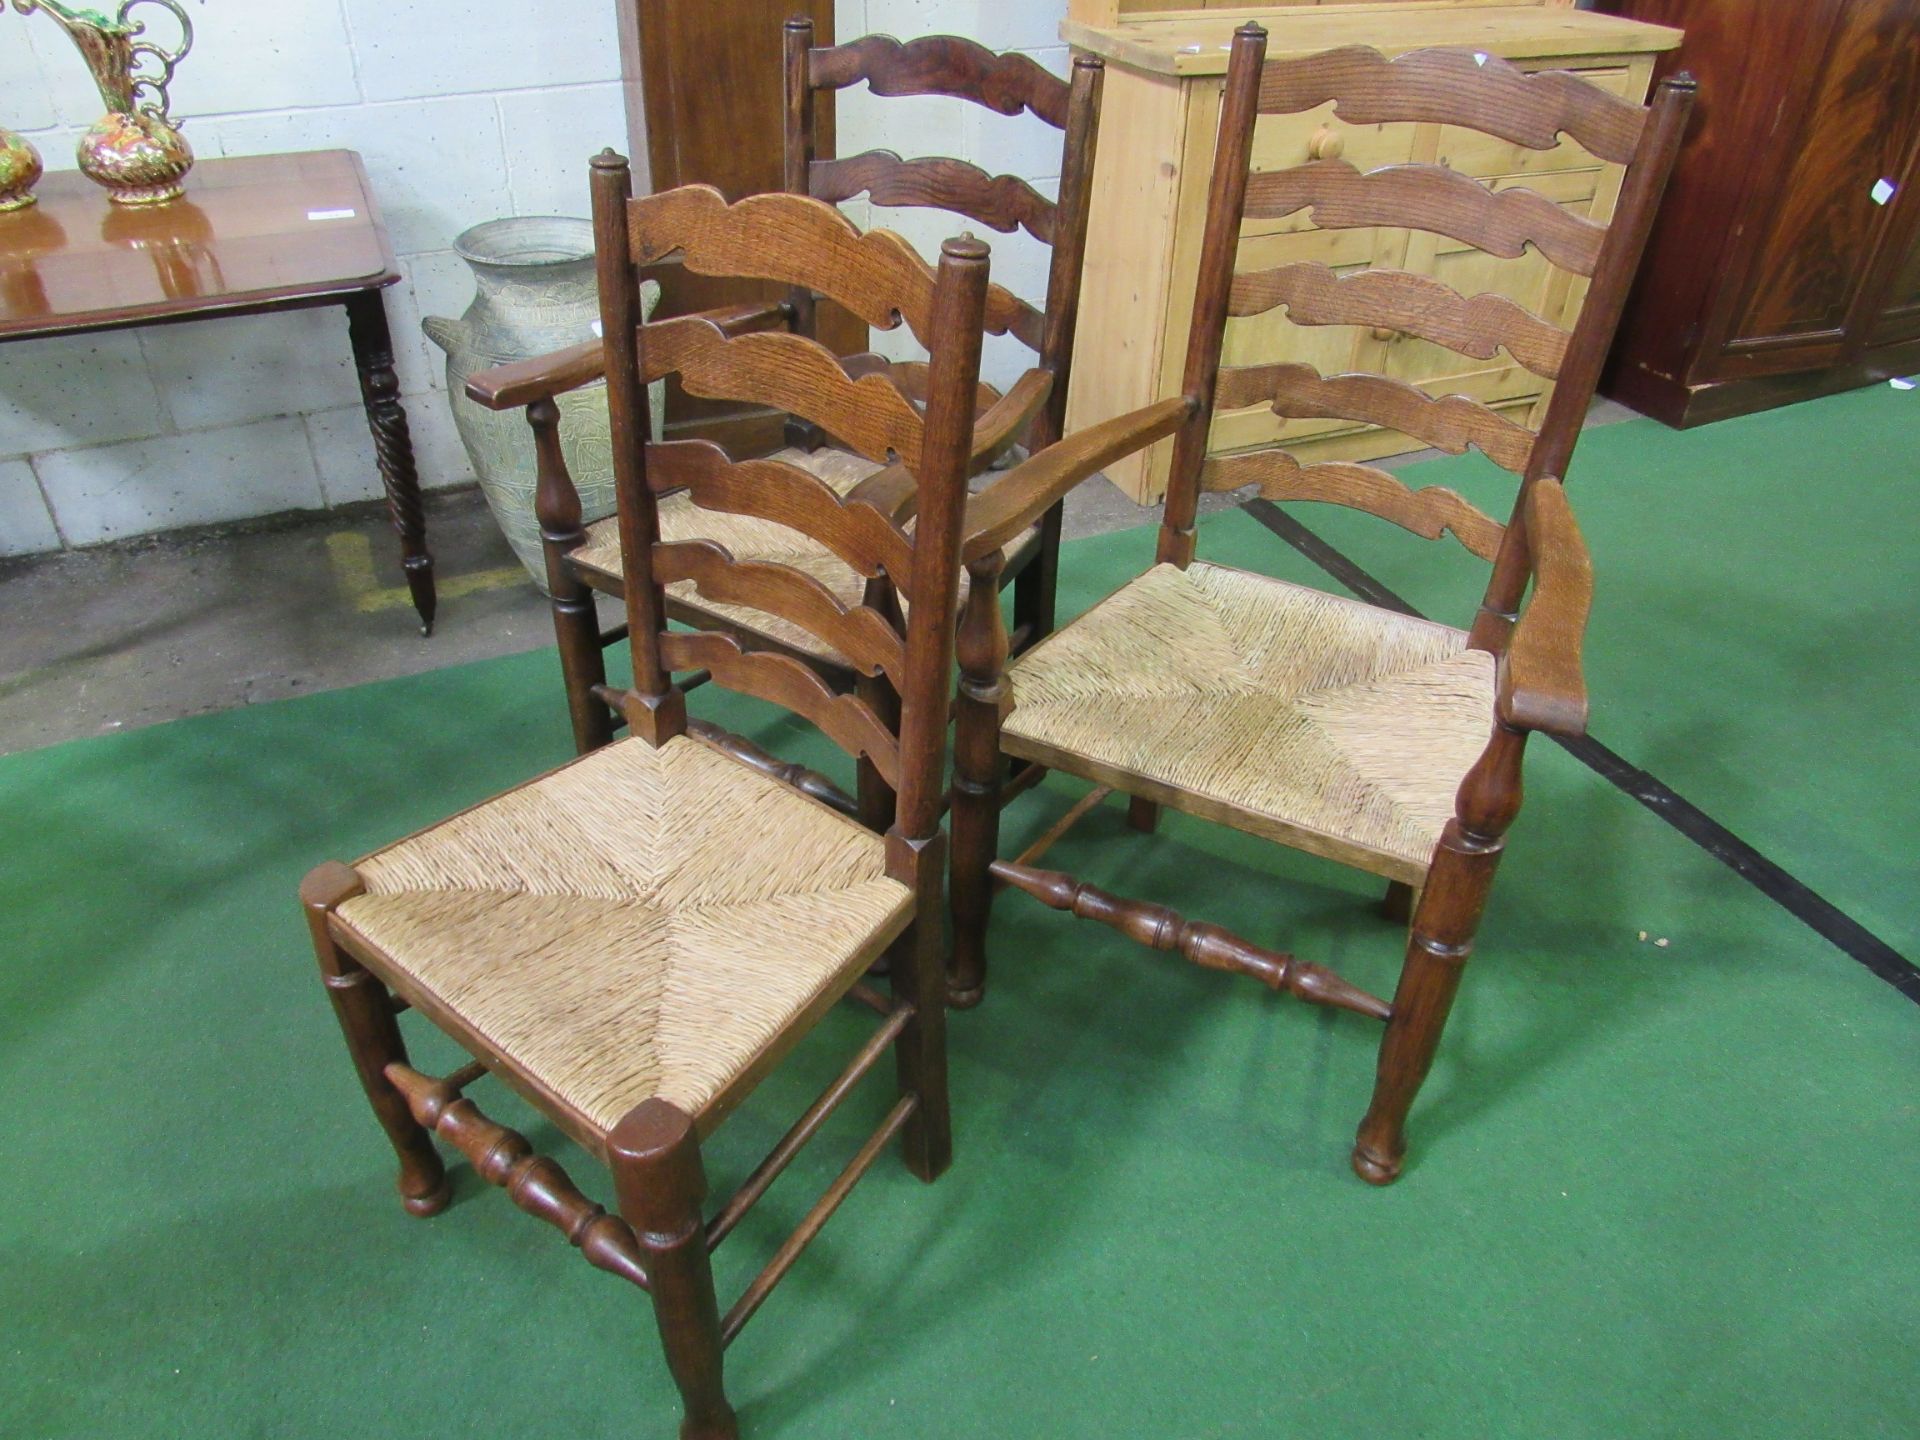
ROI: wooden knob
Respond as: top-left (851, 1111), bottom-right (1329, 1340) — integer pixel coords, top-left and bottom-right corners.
top-left (1308, 126), bottom-right (1345, 162)
top-left (1371, 327), bottom-right (1402, 343)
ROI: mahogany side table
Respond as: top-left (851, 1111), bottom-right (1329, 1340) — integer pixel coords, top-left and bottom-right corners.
top-left (0, 149), bottom-right (438, 632)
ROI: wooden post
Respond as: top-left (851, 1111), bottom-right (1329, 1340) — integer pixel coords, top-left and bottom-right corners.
top-left (302, 862), bottom-right (449, 1217)
top-left (949, 548), bottom-right (1009, 1007)
top-left (610, 1100), bottom-right (737, 1440)
top-left (530, 397), bottom-right (614, 754)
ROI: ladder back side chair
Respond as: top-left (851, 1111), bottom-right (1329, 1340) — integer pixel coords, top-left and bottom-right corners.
top-left (300, 160), bottom-right (994, 1440)
top-left (948, 27), bottom-right (1695, 1181)
top-left (466, 26), bottom-right (1103, 790)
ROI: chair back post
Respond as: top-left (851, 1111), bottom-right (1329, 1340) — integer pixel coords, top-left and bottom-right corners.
top-left (782, 16), bottom-right (820, 342)
top-left (1031, 53), bottom-right (1106, 452)
top-left (893, 236), bottom-right (992, 844)
top-left (591, 149), bottom-right (686, 745)
top-left (1155, 23), bottom-right (1268, 570)
top-left (1469, 71), bottom-right (1696, 651)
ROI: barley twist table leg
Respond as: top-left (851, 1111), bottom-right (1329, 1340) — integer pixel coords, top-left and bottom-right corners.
top-left (346, 289), bottom-right (436, 634)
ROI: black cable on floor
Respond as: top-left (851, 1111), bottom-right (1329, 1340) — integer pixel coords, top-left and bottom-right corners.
top-left (1243, 498), bottom-right (1920, 1006)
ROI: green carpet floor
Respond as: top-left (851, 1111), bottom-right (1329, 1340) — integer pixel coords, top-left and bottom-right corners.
top-left (3, 389), bottom-right (1915, 1438)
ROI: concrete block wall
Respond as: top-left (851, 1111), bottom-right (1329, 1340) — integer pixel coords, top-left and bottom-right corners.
top-left (0, 0), bottom-right (634, 558)
top-left (0, 0), bottom-right (1068, 558)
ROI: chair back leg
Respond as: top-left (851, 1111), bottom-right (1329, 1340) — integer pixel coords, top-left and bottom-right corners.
top-left (611, 1100), bottom-right (738, 1440)
top-left (302, 862), bottom-right (450, 1217)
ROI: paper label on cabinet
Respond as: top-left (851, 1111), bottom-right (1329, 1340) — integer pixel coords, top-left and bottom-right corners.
top-left (1890, 377), bottom-right (1916, 391)
top-left (1870, 179), bottom-right (1896, 206)
top-left (307, 208), bottom-right (357, 221)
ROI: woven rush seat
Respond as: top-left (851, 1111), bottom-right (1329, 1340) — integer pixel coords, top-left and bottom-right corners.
top-left (570, 445), bottom-right (1038, 664)
top-left (1001, 562), bottom-right (1497, 882)
top-left (331, 732), bottom-right (913, 1147)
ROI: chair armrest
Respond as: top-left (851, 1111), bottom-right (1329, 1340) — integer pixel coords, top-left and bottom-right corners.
top-left (1496, 477), bottom-right (1592, 737)
top-left (464, 300), bottom-right (791, 410)
top-left (841, 369), bottom-right (1060, 526)
top-left (961, 396), bottom-right (1193, 563)
top-left (466, 339), bottom-right (605, 411)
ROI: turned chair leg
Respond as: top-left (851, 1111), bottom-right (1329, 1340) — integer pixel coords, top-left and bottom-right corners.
top-left (611, 1101), bottom-right (738, 1440)
top-left (529, 397), bottom-right (613, 755)
top-left (1353, 725), bottom-right (1526, 1185)
top-left (1380, 881), bottom-right (1417, 925)
top-left (949, 552), bottom-right (1008, 1009)
top-left (890, 834), bottom-right (954, 1182)
top-left (1127, 796), bottom-right (1161, 833)
top-left (302, 862), bottom-right (449, 1217)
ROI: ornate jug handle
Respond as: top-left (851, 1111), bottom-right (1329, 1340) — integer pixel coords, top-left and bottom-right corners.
top-left (120, 0), bottom-right (193, 123)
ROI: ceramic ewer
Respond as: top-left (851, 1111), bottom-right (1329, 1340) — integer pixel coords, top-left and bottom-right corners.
top-left (423, 215), bottom-right (662, 590)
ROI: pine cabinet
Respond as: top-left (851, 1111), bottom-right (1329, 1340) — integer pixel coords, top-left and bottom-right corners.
top-left (1060, 1), bottom-right (1682, 501)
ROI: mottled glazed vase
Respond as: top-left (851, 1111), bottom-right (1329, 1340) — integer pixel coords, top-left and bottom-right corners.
top-left (16, 0), bottom-right (196, 205)
top-left (0, 127), bottom-right (43, 211)
top-left (424, 216), bottom-right (662, 589)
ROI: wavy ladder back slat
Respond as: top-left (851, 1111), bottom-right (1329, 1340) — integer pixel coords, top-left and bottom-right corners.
top-left (644, 440), bottom-right (918, 593)
top-left (1243, 161), bottom-right (1607, 278)
top-left (1257, 46), bottom-right (1650, 165)
top-left (811, 152), bottom-right (1060, 245)
top-left (1214, 363), bottom-right (1537, 474)
top-left (1227, 263), bottom-right (1571, 381)
top-left (1203, 450), bottom-right (1506, 561)
top-left (809, 33), bottom-right (1072, 128)
top-left (644, 317), bottom-right (926, 470)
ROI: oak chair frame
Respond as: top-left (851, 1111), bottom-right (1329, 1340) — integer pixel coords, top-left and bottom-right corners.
top-left (302, 163), bottom-right (996, 1439)
top-left (946, 27), bottom-right (1695, 1180)
top-left (464, 25), bottom-right (1103, 796)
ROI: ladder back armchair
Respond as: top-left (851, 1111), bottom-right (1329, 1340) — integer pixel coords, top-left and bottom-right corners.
top-left (301, 162), bottom-right (994, 1440)
top-left (947, 27), bottom-right (1694, 1182)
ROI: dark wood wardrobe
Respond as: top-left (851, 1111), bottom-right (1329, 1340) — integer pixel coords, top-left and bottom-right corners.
top-left (1597, 0), bottom-right (1920, 425)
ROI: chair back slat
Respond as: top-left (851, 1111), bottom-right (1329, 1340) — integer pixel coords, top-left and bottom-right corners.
top-left (1258, 46), bottom-right (1648, 165)
top-left (1243, 161), bottom-right (1607, 278)
top-left (1228, 262), bottom-right (1570, 380)
top-left (1203, 451), bottom-right (1505, 561)
top-left (811, 153), bottom-right (1059, 244)
top-left (660, 632), bottom-right (903, 789)
top-left (1215, 363), bottom-right (1536, 475)
top-left (809, 33), bottom-right (1071, 128)
top-left (653, 540), bottom-right (909, 689)
top-left (631, 186), bottom-right (939, 345)
top-left (644, 442), bottom-right (917, 590)
top-left (646, 318), bottom-right (926, 469)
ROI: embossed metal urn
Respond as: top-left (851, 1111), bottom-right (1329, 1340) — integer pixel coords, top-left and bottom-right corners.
top-left (0, 126), bottom-right (43, 211)
top-left (423, 216), bottom-right (662, 589)
top-left (14, 0), bottom-right (197, 205)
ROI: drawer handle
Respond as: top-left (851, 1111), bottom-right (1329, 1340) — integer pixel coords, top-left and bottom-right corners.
top-left (1308, 126), bottom-right (1345, 163)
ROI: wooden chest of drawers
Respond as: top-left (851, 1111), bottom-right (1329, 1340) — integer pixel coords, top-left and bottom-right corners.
top-left (1060, 1), bottom-right (1682, 502)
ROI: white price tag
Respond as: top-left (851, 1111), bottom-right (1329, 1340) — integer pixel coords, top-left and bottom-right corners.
top-left (1871, 178), bottom-right (1896, 206)
top-left (1890, 376), bottom-right (1916, 392)
top-left (306, 208), bottom-right (357, 221)
top-left (591, 319), bottom-right (603, 338)
top-left (1473, 51), bottom-right (1490, 67)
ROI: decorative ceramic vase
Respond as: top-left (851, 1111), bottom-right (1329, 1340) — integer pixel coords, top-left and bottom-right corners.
top-left (0, 126), bottom-right (44, 211)
top-left (15, 0), bottom-right (195, 205)
top-left (423, 216), bottom-right (662, 589)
